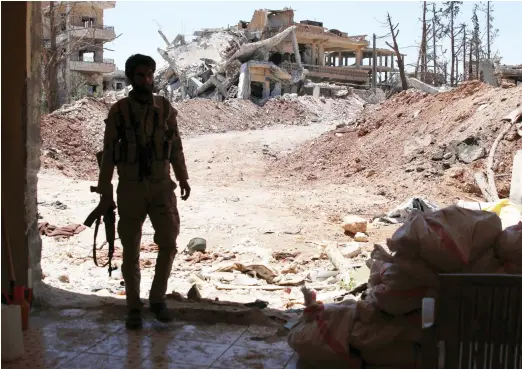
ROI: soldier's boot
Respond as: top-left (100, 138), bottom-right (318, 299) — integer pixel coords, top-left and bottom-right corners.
top-left (125, 309), bottom-right (143, 330)
top-left (149, 302), bottom-right (173, 322)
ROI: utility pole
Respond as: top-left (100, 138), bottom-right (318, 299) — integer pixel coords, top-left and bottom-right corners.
top-left (372, 33), bottom-right (377, 90)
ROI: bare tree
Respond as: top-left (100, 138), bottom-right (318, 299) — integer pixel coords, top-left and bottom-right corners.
top-left (385, 13), bottom-right (408, 91)
top-left (471, 4), bottom-right (481, 79)
top-left (481, 1), bottom-right (499, 60)
top-left (442, 1), bottom-right (463, 86)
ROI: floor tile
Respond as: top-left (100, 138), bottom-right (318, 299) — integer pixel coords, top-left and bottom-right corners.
top-left (211, 345), bottom-right (293, 369)
top-left (169, 323), bottom-right (247, 345)
top-left (56, 353), bottom-right (145, 369)
top-left (85, 331), bottom-right (153, 359)
top-left (141, 357), bottom-right (208, 369)
top-left (234, 325), bottom-right (293, 353)
top-left (148, 340), bottom-right (230, 367)
top-left (1, 349), bottom-right (78, 369)
top-left (27, 327), bottom-right (111, 352)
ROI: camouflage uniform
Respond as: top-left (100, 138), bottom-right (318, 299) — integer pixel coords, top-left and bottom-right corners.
top-left (97, 90), bottom-right (188, 310)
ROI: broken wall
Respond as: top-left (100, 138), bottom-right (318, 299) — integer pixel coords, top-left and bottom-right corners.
top-left (1, 1), bottom-right (43, 295)
top-left (248, 9), bottom-right (268, 30)
top-left (266, 10), bottom-right (294, 28)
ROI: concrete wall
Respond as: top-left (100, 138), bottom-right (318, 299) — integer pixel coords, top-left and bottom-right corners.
top-left (248, 9), bottom-right (268, 30)
top-left (1, 1), bottom-right (43, 294)
top-left (266, 11), bottom-right (293, 28)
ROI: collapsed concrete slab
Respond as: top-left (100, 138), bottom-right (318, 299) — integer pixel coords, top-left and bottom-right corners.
top-left (237, 61), bottom-right (292, 99)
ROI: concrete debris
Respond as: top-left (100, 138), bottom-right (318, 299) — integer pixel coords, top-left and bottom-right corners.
top-left (353, 232), bottom-right (369, 243)
top-left (456, 141), bottom-right (486, 164)
top-left (339, 243), bottom-right (363, 259)
top-left (342, 215), bottom-right (368, 234)
top-left (186, 237), bottom-right (207, 255)
top-left (153, 20), bottom-right (386, 105)
top-left (155, 25), bottom-right (304, 103)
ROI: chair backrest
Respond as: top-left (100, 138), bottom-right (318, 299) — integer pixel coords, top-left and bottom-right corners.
top-left (435, 273), bottom-right (522, 369)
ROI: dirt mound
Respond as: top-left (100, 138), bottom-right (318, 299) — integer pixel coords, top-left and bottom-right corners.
top-left (41, 98), bottom-right (110, 179)
top-left (40, 94), bottom-right (365, 180)
top-left (272, 81), bottom-right (522, 204)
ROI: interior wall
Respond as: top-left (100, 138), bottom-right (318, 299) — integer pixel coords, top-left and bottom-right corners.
top-left (1, 1), bottom-right (43, 295)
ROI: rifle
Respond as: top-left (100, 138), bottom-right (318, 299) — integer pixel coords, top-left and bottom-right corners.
top-left (84, 151), bottom-right (117, 277)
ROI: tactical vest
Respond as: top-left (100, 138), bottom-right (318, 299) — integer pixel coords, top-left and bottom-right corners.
top-left (113, 95), bottom-right (174, 182)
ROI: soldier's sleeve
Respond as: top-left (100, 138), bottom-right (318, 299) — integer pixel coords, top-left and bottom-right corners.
top-left (165, 99), bottom-right (189, 181)
top-left (96, 103), bottom-right (119, 195)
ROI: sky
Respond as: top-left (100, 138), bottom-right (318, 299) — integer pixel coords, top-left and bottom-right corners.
top-left (103, 1), bottom-right (522, 72)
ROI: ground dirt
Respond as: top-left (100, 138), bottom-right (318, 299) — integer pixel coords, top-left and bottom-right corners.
top-left (40, 94), bottom-right (364, 180)
top-left (38, 122), bottom-right (389, 310)
top-left (38, 82), bottom-right (521, 310)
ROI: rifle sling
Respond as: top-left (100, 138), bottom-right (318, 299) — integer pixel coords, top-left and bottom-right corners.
top-left (92, 216), bottom-right (109, 268)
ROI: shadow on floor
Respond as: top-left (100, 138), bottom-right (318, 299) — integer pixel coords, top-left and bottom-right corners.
top-left (4, 282), bottom-right (350, 369)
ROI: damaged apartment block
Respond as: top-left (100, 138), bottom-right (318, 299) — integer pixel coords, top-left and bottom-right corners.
top-left (42, 1), bottom-right (117, 108)
top-left (155, 7), bottom-right (404, 104)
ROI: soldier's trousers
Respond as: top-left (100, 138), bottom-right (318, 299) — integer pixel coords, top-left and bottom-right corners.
top-left (116, 179), bottom-right (180, 310)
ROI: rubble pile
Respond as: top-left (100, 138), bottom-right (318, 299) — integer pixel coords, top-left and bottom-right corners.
top-left (41, 91), bottom-right (365, 180)
top-left (41, 97), bottom-right (111, 178)
top-left (273, 81), bottom-right (522, 203)
top-left (155, 26), bottom-right (303, 103)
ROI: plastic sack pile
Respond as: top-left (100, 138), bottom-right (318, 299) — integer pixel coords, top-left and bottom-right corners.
top-left (287, 206), bottom-right (522, 368)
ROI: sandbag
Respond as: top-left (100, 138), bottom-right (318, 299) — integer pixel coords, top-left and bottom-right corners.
top-left (462, 248), bottom-right (502, 273)
top-left (287, 298), bottom-right (357, 361)
top-left (495, 223), bottom-right (522, 267)
top-left (361, 342), bottom-right (420, 367)
top-left (365, 246), bottom-right (439, 315)
top-left (350, 301), bottom-right (422, 350)
top-left (380, 259), bottom-right (439, 291)
top-left (388, 206), bottom-right (502, 272)
top-left (365, 283), bottom-right (435, 316)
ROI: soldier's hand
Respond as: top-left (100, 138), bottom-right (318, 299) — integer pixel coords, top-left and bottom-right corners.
top-left (180, 180), bottom-right (191, 201)
top-left (100, 193), bottom-right (116, 211)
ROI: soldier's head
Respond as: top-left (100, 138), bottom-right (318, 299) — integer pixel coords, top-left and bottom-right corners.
top-left (125, 54), bottom-right (156, 94)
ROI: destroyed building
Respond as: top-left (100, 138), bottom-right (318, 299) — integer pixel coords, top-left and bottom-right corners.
top-left (42, 1), bottom-right (117, 106)
top-left (103, 68), bottom-right (127, 91)
top-left (156, 7), bottom-right (402, 103)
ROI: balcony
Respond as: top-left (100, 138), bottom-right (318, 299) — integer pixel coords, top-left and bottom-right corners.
top-left (281, 62), bottom-right (369, 84)
top-left (57, 25), bottom-right (116, 43)
top-left (69, 57), bottom-right (115, 74)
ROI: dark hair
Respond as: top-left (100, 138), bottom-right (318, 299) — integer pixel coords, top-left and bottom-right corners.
top-left (125, 54), bottom-right (156, 81)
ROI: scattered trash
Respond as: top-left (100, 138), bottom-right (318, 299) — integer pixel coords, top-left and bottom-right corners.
top-left (187, 284), bottom-right (202, 302)
top-left (244, 299), bottom-right (269, 309)
top-left (38, 222), bottom-right (86, 238)
top-left (374, 197), bottom-right (439, 224)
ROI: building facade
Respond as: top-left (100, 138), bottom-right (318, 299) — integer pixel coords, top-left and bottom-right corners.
top-left (43, 1), bottom-right (116, 106)
top-left (243, 8), bottom-right (403, 87)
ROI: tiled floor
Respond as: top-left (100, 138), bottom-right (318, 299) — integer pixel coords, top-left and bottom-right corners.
top-left (2, 308), bottom-right (300, 369)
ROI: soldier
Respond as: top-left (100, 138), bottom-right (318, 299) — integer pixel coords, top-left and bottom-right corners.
top-left (96, 54), bottom-right (190, 329)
